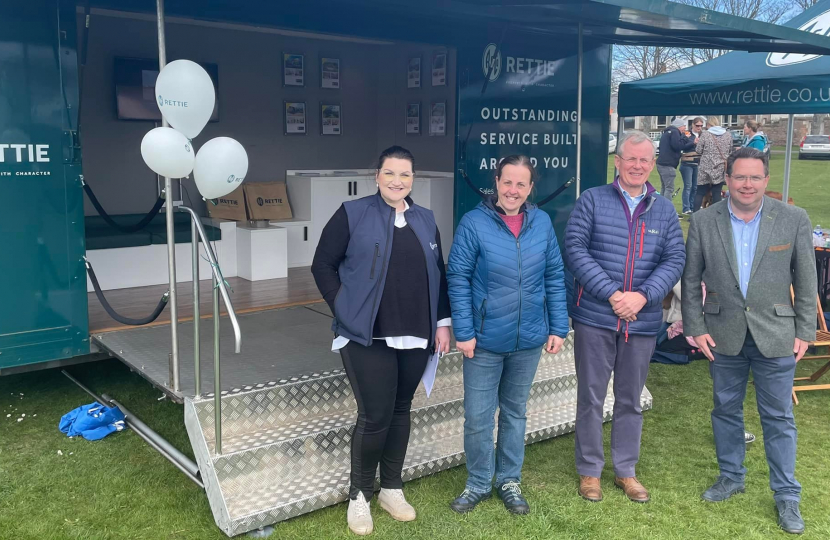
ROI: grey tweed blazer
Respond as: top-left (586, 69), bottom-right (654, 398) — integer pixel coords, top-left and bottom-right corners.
top-left (681, 196), bottom-right (817, 358)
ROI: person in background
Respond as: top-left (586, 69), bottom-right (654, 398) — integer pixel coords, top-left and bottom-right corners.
top-left (679, 117), bottom-right (705, 215)
top-left (694, 116), bottom-right (732, 211)
top-left (447, 155), bottom-right (569, 516)
top-left (311, 146), bottom-right (452, 536)
top-left (743, 120), bottom-right (768, 152)
top-left (682, 147), bottom-right (816, 535)
top-left (565, 131), bottom-right (686, 504)
top-left (656, 118), bottom-right (696, 200)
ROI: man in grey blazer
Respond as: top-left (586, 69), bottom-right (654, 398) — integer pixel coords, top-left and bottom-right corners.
top-left (682, 147), bottom-right (816, 535)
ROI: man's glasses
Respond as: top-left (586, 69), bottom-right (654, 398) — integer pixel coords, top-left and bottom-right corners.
top-left (729, 175), bottom-right (766, 184)
top-left (620, 157), bottom-right (653, 166)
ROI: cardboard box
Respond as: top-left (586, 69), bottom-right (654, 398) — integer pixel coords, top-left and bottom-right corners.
top-left (244, 182), bottom-right (293, 221)
top-left (206, 185), bottom-right (248, 221)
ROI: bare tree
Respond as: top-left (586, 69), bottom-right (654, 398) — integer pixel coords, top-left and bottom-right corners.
top-left (612, 46), bottom-right (682, 131)
top-left (790, 0), bottom-right (819, 10)
top-left (675, 0), bottom-right (790, 65)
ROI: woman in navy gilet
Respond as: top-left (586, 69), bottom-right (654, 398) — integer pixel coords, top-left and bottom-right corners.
top-left (311, 146), bottom-right (451, 535)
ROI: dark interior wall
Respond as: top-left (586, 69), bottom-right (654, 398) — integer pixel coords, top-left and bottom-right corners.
top-left (77, 12), bottom-right (456, 216)
top-left (375, 45), bottom-right (456, 171)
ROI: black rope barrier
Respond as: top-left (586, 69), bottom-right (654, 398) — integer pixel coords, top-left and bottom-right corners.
top-left (85, 259), bottom-right (169, 326)
top-left (535, 177), bottom-right (576, 207)
top-left (83, 183), bottom-right (166, 234)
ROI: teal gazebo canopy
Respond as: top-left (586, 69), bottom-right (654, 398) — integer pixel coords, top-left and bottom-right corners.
top-left (618, 0), bottom-right (830, 117)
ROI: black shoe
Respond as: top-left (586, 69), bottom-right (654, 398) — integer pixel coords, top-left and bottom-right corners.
top-left (449, 488), bottom-right (492, 514)
top-left (496, 482), bottom-right (530, 515)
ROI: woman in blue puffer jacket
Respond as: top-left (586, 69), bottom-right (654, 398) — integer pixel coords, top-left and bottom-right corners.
top-left (447, 155), bottom-right (569, 516)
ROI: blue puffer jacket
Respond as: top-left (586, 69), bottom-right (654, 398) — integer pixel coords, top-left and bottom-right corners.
top-left (448, 198), bottom-right (569, 353)
top-left (565, 180), bottom-right (686, 337)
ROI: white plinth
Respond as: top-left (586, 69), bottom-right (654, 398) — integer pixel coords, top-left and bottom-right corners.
top-left (236, 225), bottom-right (288, 281)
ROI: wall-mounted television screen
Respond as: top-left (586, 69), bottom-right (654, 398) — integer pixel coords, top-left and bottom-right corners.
top-left (114, 57), bottom-right (219, 122)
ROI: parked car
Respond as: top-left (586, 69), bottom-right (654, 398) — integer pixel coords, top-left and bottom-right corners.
top-left (608, 132), bottom-right (617, 154)
top-left (730, 129), bottom-right (744, 150)
top-left (799, 134), bottom-right (830, 160)
top-left (649, 131), bottom-right (660, 155)
top-left (731, 128), bottom-right (771, 155)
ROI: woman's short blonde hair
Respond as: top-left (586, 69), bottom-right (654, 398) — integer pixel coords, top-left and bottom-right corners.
top-left (707, 116), bottom-right (722, 128)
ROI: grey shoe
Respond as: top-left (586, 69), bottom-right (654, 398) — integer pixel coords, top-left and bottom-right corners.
top-left (776, 500), bottom-right (805, 535)
top-left (745, 431), bottom-right (756, 444)
top-left (701, 476), bottom-right (745, 502)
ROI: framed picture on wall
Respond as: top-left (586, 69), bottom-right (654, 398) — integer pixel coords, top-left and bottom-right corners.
top-left (407, 56), bottom-right (421, 88)
top-left (321, 57), bottom-right (340, 89)
top-left (429, 101), bottom-right (446, 136)
top-left (405, 103), bottom-right (420, 135)
top-left (283, 53), bottom-right (305, 86)
top-left (431, 52), bottom-right (446, 86)
top-left (321, 103), bottom-right (342, 135)
top-left (284, 101), bottom-right (307, 134)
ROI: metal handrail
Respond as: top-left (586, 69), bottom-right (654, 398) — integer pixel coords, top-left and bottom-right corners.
top-left (178, 206), bottom-right (242, 353)
top-left (179, 205), bottom-right (241, 455)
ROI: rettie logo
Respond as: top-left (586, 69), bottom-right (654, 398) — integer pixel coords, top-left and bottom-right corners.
top-left (483, 43), bottom-right (502, 82)
top-left (0, 143), bottom-right (50, 163)
top-left (257, 197), bottom-right (282, 206)
top-left (481, 43), bottom-right (558, 85)
top-left (157, 94), bottom-right (189, 108)
top-left (767, 10), bottom-right (830, 67)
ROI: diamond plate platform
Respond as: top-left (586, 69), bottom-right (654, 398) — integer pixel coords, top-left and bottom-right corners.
top-left (184, 334), bottom-right (654, 536)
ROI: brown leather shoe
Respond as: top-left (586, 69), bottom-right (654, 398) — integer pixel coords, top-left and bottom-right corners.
top-left (579, 476), bottom-right (602, 502)
top-left (614, 477), bottom-right (650, 503)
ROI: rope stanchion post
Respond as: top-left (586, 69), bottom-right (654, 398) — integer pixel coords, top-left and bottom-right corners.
top-left (213, 274), bottom-right (222, 455)
top-left (192, 221), bottom-right (201, 397)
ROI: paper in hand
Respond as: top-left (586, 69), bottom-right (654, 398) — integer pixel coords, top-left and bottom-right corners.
top-left (421, 350), bottom-right (440, 397)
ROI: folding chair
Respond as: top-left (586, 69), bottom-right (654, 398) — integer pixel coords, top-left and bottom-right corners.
top-left (792, 293), bottom-right (830, 405)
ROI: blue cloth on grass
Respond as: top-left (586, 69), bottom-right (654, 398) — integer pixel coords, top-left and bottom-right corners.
top-left (59, 402), bottom-right (126, 441)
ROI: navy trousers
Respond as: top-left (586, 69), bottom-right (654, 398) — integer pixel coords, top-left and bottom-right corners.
top-left (710, 331), bottom-right (800, 502)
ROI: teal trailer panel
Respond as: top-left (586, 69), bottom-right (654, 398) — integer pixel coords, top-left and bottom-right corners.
top-left (0, 0), bottom-right (89, 369)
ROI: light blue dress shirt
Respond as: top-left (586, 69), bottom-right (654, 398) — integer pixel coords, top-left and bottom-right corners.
top-left (621, 186), bottom-right (646, 217)
top-left (728, 198), bottom-right (763, 298)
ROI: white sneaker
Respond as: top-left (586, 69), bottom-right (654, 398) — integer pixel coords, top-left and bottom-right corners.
top-left (347, 492), bottom-right (373, 535)
top-left (378, 488), bottom-right (416, 522)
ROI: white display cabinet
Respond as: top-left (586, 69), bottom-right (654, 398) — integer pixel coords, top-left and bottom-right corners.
top-left (279, 169), bottom-right (454, 267)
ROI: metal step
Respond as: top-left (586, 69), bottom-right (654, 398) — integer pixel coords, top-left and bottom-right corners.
top-left (184, 335), bottom-right (654, 536)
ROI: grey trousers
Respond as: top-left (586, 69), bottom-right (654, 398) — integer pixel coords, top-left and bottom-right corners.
top-left (656, 164), bottom-right (678, 199)
top-left (573, 321), bottom-right (656, 478)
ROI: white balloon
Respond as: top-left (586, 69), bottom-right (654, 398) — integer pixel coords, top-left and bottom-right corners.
top-left (140, 127), bottom-right (195, 178)
top-left (193, 137), bottom-right (248, 199)
top-left (155, 60), bottom-right (216, 139)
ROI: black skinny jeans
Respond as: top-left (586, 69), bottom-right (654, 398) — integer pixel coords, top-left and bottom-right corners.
top-left (340, 340), bottom-right (429, 501)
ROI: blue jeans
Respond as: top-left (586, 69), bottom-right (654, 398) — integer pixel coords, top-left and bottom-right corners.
top-left (710, 332), bottom-right (800, 502)
top-left (462, 346), bottom-right (542, 493)
top-left (679, 162), bottom-right (698, 212)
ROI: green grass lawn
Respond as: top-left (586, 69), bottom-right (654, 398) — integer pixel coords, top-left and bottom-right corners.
top-left (0, 155), bottom-right (828, 539)
top-left (2, 357), bottom-right (830, 539)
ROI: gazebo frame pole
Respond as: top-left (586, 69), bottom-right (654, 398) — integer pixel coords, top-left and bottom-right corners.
top-left (575, 22), bottom-right (583, 198)
top-left (156, 0), bottom-right (180, 392)
top-left (782, 113), bottom-right (794, 204)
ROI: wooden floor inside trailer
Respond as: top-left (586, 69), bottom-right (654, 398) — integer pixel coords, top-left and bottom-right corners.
top-left (88, 267), bottom-right (323, 334)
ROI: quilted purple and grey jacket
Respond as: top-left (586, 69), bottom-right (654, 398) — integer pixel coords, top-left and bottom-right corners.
top-left (565, 179), bottom-right (686, 337)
